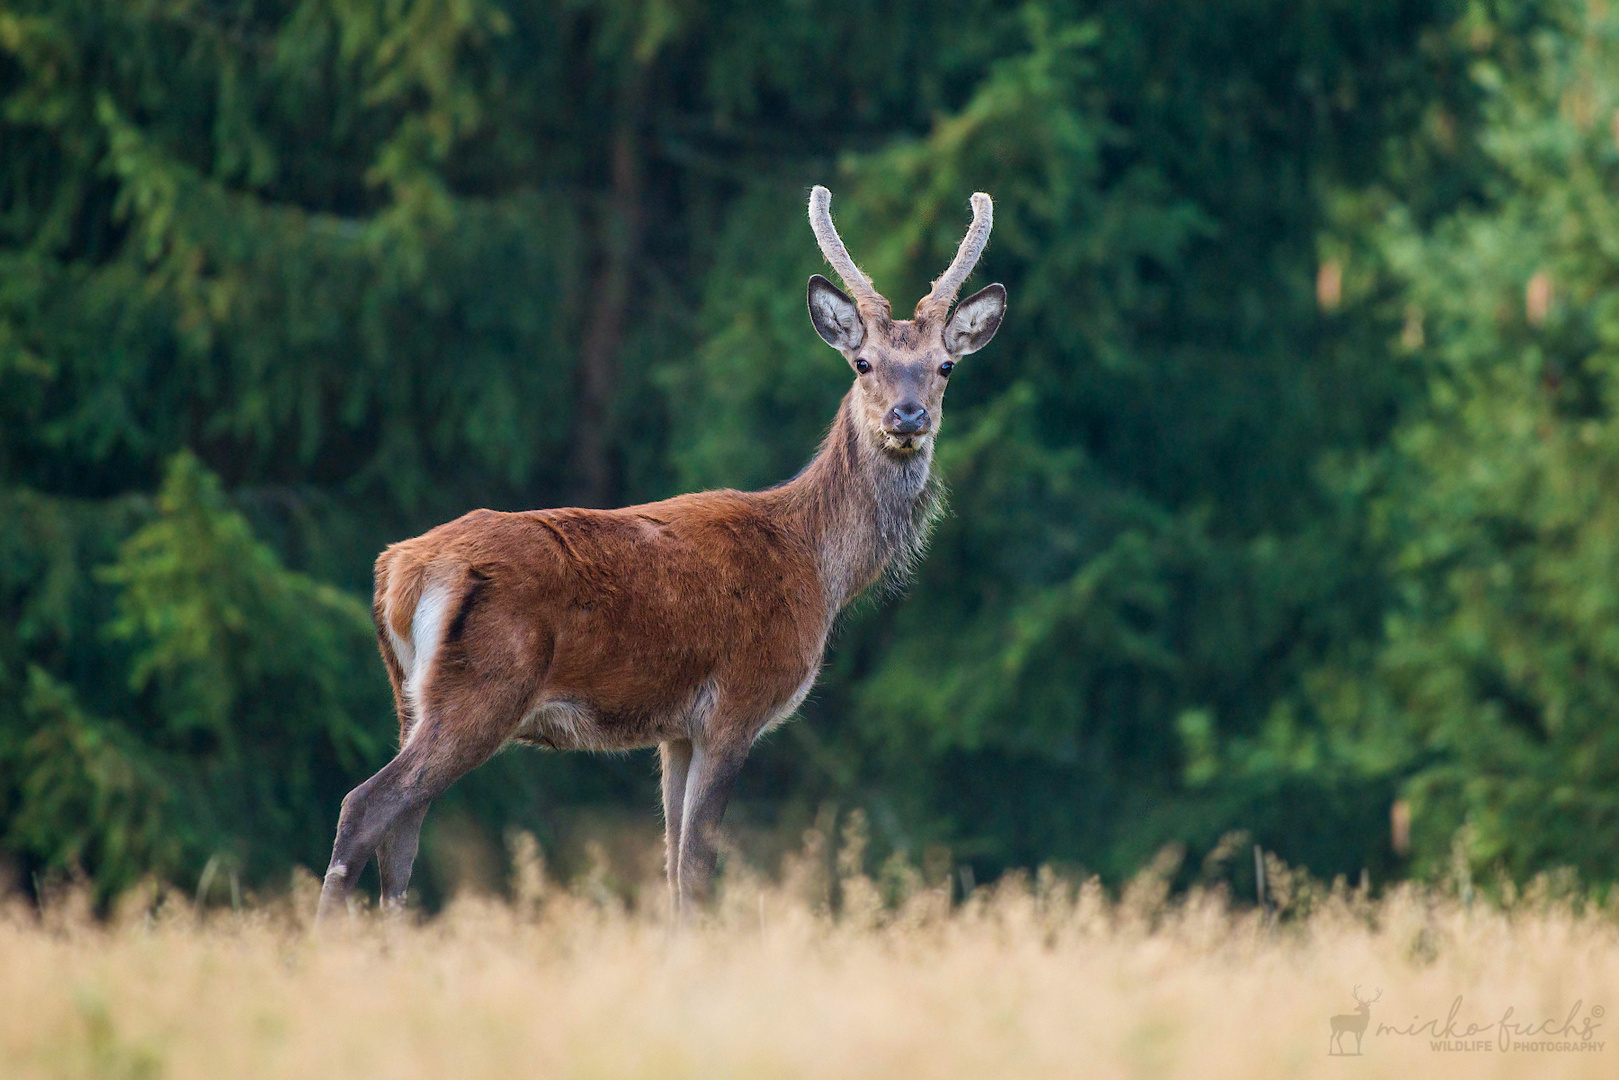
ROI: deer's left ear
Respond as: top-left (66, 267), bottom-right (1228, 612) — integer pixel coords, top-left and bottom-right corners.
top-left (943, 283), bottom-right (1006, 356)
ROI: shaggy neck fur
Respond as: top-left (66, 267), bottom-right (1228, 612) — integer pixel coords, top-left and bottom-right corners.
top-left (774, 389), bottom-right (944, 615)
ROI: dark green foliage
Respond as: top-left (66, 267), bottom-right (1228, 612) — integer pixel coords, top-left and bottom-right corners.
top-left (1, 0), bottom-right (1608, 901)
top-left (1322, 4), bottom-right (1619, 883)
top-left (2, 454), bottom-right (385, 895)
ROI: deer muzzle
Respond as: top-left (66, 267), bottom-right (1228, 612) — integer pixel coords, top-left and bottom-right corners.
top-left (884, 403), bottom-right (930, 436)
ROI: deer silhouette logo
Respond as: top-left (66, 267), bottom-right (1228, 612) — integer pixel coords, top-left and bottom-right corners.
top-left (1328, 986), bottom-right (1383, 1056)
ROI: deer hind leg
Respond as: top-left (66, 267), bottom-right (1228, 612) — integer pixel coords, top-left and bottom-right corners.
top-left (659, 739), bottom-right (693, 916)
top-left (316, 660), bottom-right (537, 926)
top-left (377, 803), bottom-right (430, 914)
top-left (371, 584), bottom-right (426, 916)
top-left (674, 738), bottom-right (750, 916)
top-left (317, 751), bottom-right (428, 923)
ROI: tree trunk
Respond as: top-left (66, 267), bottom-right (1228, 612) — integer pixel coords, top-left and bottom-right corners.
top-left (572, 94), bottom-right (645, 508)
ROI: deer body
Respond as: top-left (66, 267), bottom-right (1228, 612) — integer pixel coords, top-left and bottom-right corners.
top-left (317, 187), bottom-right (1004, 923)
top-left (374, 391), bottom-right (936, 757)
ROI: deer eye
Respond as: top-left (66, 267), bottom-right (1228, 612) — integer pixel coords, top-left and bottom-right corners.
top-left (939, 360), bottom-right (955, 377)
top-left (855, 358), bottom-right (871, 374)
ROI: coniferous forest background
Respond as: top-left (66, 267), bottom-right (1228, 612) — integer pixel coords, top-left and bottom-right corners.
top-left (5, 0), bottom-right (1619, 905)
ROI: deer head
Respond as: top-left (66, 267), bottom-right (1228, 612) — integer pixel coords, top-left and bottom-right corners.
top-left (1352, 986), bottom-right (1383, 1011)
top-left (806, 186), bottom-right (1006, 458)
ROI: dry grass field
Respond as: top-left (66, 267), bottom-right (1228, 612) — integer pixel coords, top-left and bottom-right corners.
top-left (4, 835), bottom-right (1617, 1080)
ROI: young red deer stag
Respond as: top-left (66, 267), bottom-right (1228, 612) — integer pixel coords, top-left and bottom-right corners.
top-left (315, 186), bottom-right (1007, 923)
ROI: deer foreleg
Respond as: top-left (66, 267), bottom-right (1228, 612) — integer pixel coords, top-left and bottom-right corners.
top-left (675, 740), bottom-right (749, 916)
top-left (659, 739), bottom-right (694, 916)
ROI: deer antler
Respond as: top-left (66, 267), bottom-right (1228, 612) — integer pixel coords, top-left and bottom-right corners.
top-left (808, 186), bottom-right (891, 322)
top-left (914, 192), bottom-right (994, 325)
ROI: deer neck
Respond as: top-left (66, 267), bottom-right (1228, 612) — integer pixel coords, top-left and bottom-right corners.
top-left (778, 389), bottom-right (944, 615)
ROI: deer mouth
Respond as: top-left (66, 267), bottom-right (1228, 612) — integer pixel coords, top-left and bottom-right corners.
top-left (880, 431), bottom-right (930, 455)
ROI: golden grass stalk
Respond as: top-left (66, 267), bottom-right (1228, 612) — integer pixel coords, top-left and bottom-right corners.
top-left (4, 845), bottom-right (1618, 1079)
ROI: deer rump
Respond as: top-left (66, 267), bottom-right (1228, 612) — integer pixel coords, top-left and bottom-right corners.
top-left (373, 497), bottom-right (828, 758)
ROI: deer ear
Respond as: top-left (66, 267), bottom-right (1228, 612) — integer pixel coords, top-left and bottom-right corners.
top-left (808, 275), bottom-right (864, 351)
top-left (943, 283), bottom-right (1006, 355)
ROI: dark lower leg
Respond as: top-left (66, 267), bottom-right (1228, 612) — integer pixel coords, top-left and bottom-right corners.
top-left (659, 739), bottom-right (693, 915)
top-left (377, 802), bottom-right (431, 913)
top-left (316, 737), bottom-right (468, 923)
top-left (676, 743), bottom-right (748, 911)
top-left (316, 763), bottom-right (425, 924)
top-left (315, 670), bottom-right (536, 926)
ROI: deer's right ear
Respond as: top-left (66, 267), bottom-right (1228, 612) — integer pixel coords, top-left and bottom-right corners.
top-left (807, 275), bottom-right (864, 351)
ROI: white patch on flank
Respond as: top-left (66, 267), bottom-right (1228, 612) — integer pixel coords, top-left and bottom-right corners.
top-left (401, 581), bottom-right (454, 748)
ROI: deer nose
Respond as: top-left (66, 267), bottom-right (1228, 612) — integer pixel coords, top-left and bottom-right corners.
top-left (885, 402), bottom-right (930, 435)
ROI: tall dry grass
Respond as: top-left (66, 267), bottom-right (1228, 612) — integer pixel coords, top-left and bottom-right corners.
top-left (5, 833), bottom-right (1618, 1079)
